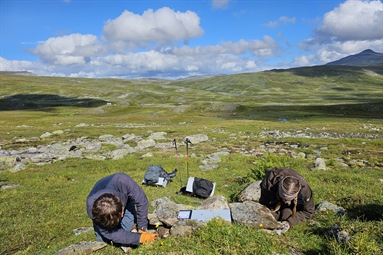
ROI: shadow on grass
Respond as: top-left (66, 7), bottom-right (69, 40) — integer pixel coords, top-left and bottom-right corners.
top-left (346, 203), bottom-right (383, 221)
top-left (227, 100), bottom-right (383, 120)
top-left (0, 94), bottom-right (108, 111)
top-left (298, 204), bottom-right (383, 255)
top-left (267, 65), bottom-right (383, 77)
top-left (300, 226), bottom-right (344, 255)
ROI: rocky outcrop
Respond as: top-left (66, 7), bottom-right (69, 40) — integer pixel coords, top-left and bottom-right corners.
top-left (2, 125), bottom-right (381, 172)
top-left (146, 182), bottom-right (282, 238)
top-left (0, 132), bottom-right (209, 172)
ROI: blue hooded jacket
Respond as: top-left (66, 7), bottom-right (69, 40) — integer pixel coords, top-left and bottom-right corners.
top-left (86, 172), bottom-right (148, 245)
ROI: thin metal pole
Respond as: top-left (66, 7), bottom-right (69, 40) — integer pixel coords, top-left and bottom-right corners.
top-left (185, 138), bottom-right (192, 179)
top-left (173, 139), bottom-right (182, 188)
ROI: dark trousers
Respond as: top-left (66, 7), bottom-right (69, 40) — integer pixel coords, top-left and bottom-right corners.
top-left (271, 208), bottom-right (292, 222)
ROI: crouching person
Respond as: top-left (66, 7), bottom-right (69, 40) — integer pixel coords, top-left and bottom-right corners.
top-left (259, 167), bottom-right (315, 233)
top-left (86, 172), bottom-right (157, 250)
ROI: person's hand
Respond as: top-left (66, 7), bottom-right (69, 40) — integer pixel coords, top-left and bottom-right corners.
top-left (274, 221), bottom-right (290, 235)
top-left (139, 232), bottom-right (158, 243)
top-left (280, 221), bottom-right (290, 232)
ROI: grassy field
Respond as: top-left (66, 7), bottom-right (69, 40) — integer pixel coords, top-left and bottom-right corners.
top-left (0, 66), bottom-right (382, 255)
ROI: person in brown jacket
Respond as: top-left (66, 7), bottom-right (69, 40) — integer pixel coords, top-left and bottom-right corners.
top-left (259, 167), bottom-right (315, 233)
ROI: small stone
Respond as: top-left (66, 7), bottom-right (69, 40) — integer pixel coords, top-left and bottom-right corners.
top-left (316, 201), bottom-right (346, 216)
top-left (313, 158), bottom-right (327, 170)
top-left (120, 246), bottom-right (132, 253)
top-left (0, 183), bottom-right (20, 189)
top-left (73, 227), bottom-right (93, 236)
top-left (40, 132), bottom-right (54, 139)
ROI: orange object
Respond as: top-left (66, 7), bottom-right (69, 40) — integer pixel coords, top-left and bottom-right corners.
top-left (140, 232), bottom-right (158, 243)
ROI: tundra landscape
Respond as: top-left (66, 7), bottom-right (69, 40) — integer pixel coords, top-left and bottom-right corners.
top-left (0, 63), bottom-right (382, 255)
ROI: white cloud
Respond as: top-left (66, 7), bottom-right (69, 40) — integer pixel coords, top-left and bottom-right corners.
top-left (212, 0), bottom-right (229, 9)
top-left (90, 38), bottom-right (277, 77)
top-left (12, 26), bottom-right (280, 78)
top-left (316, 39), bottom-right (383, 62)
top-left (317, 0), bottom-right (383, 41)
top-left (23, 39), bottom-right (272, 78)
top-left (264, 16), bottom-right (296, 28)
top-left (102, 7), bottom-right (204, 51)
top-left (264, 21), bottom-right (279, 28)
top-left (30, 34), bottom-right (106, 65)
top-left (279, 16), bottom-right (296, 24)
top-left (0, 57), bottom-right (35, 71)
top-left (292, 55), bottom-right (315, 66)
top-left (297, 0), bottom-right (383, 65)
top-left (174, 36), bottom-right (281, 57)
top-left (246, 60), bottom-right (257, 69)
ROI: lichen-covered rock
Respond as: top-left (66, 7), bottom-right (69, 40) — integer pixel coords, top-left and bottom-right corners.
top-left (148, 212), bottom-right (163, 226)
top-left (170, 219), bottom-right (205, 237)
top-left (155, 200), bottom-right (180, 227)
top-left (229, 201), bottom-right (281, 229)
top-left (316, 201), bottom-right (346, 216)
top-left (136, 139), bottom-right (156, 149)
top-left (196, 196), bottom-right (230, 210)
top-left (73, 227), bottom-right (93, 236)
top-left (184, 134), bottom-right (208, 144)
top-left (237, 180), bottom-right (261, 202)
top-left (313, 157), bottom-right (327, 170)
top-left (157, 226), bottom-right (170, 238)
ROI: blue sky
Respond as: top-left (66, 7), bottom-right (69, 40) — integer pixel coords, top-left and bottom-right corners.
top-left (1, 0), bottom-right (382, 79)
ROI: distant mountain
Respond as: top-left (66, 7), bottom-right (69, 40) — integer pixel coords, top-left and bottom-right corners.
top-left (326, 49), bottom-right (383, 66)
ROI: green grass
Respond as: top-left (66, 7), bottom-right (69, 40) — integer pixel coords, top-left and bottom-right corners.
top-left (0, 67), bottom-right (382, 255)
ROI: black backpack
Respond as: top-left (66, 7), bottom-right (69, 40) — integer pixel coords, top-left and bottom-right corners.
top-left (192, 178), bottom-right (214, 198)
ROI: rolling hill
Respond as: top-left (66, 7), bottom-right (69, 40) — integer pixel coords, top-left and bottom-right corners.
top-left (325, 49), bottom-right (383, 66)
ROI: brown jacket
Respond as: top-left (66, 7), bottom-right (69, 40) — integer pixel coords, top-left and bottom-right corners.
top-left (259, 167), bottom-right (315, 227)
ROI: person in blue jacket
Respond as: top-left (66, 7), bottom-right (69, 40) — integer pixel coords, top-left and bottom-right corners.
top-left (86, 172), bottom-right (157, 248)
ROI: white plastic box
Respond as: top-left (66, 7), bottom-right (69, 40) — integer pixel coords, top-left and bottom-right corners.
top-left (142, 177), bottom-right (168, 187)
top-left (185, 177), bottom-right (216, 196)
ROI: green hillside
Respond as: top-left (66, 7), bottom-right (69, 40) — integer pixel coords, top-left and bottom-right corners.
top-left (0, 66), bottom-right (382, 255)
top-left (1, 65), bottom-right (382, 114)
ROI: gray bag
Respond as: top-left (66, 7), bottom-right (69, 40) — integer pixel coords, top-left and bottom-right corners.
top-left (144, 165), bottom-right (161, 184)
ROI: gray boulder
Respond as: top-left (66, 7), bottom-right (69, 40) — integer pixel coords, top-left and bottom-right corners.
top-left (155, 200), bottom-right (180, 227)
top-left (196, 196), bottom-right (230, 210)
top-left (316, 201), bottom-right (346, 216)
top-left (237, 180), bottom-right (262, 202)
top-left (40, 132), bottom-right (54, 139)
top-left (229, 201), bottom-right (281, 229)
top-left (185, 134), bottom-right (208, 144)
top-left (136, 139), bottom-right (156, 149)
top-left (313, 157), bottom-right (327, 170)
top-left (10, 163), bottom-right (26, 173)
top-left (98, 134), bottom-right (114, 141)
top-left (170, 219), bottom-right (205, 237)
top-left (108, 148), bottom-right (133, 160)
